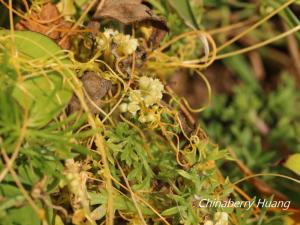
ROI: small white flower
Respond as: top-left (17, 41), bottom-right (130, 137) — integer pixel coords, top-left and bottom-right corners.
top-left (119, 103), bottom-right (128, 113)
top-left (114, 33), bottom-right (138, 55)
top-left (95, 36), bottom-right (106, 48)
top-left (143, 94), bottom-right (157, 107)
top-left (138, 115), bottom-right (147, 123)
top-left (101, 28), bottom-right (138, 55)
top-left (145, 112), bottom-right (155, 122)
top-left (138, 112), bottom-right (156, 123)
top-left (126, 38), bottom-right (138, 55)
top-left (103, 28), bottom-right (119, 38)
top-left (121, 76), bottom-right (164, 117)
top-left (64, 159), bottom-right (89, 210)
top-left (214, 212), bottom-right (229, 225)
top-left (138, 76), bottom-right (164, 106)
top-left (128, 102), bottom-right (140, 115)
top-left (129, 90), bottom-right (142, 102)
top-left (152, 79), bottom-right (164, 92)
top-left (204, 220), bottom-right (214, 225)
top-left (139, 76), bottom-right (152, 90)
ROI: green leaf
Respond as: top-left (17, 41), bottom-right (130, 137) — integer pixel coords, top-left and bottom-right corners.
top-left (284, 154), bottom-right (300, 176)
top-left (177, 169), bottom-right (194, 180)
top-left (54, 215), bottom-right (65, 225)
top-left (0, 204), bottom-right (41, 225)
top-left (161, 206), bottom-right (186, 216)
top-left (168, 0), bottom-right (199, 29)
top-left (89, 191), bottom-right (107, 205)
top-left (0, 184), bottom-right (41, 225)
top-left (0, 30), bottom-right (73, 128)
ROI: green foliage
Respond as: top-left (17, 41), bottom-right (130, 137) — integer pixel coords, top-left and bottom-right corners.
top-left (261, 0), bottom-right (300, 42)
top-left (103, 122), bottom-right (229, 224)
top-left (0, 30), bottom-right (73, 128)
top-left (106, 123), bottom-right (154, 191)
top-left (0, 30), bottom-right (92, 225)
top-left (200, 74), bottom-right (300, 196)
top-left (1, 1), bottom-right (299, 224)
top-left (223, 46), bottom-right (260, 91)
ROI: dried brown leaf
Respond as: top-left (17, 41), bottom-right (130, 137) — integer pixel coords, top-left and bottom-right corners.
top-left (93, 0), bottom-right (160, 24)
top-left (16, 2), bottom-right (73, 49)
top-left (68, 72), bottom-right (112, 114)
top-left (93, 0), bottom-right (168, 47)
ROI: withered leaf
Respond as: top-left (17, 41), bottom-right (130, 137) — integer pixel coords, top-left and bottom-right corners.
top-left (68, 72), bottom-right (112, 114)
top-left (16, 2), bottom-right (73, 49)
top-left (93, 0), bottom-right (163, 25)
top-left (93, 0), bottom-right (168, 47)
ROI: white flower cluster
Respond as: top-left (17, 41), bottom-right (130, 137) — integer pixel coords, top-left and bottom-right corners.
top-left (204, 212), bottom-right (229, 225)
top-left (120, 76), bottom-right (164, 123)
top-left (63, 159), bottom-right (89, 210)
top-left (102, 28), bottom-right (138, 55)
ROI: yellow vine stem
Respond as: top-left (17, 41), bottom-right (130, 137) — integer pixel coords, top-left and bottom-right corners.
top-left (116, 161), bottom-right (147, 225)
top-left (21, 0), bottom-right (29, 12)
top-left (148, 30), bottom-right (217, 69)
top-left (89, 175), bottom-right (172, 225)
top-left (0, 0), bottom-right (91, 34)
top-left (208, 17), bottom-right (258, 35)
top-left (163, 87), bottom-right (196, 125)
top-left (6, 0), bottom-right (23, 81)
top-left (82, 87), bottom-right (115, 126)
top-left (175, 113), bottom-right (191, 141)
top-left (163, 69), bottom-right (211, 115)
top-left (0, 1), bottom-right (27, 184)
top-left (216, 0), bottom-right (296, 53)
top-left (159, 124), bottom-right (190, 168)
top-left (233, 173), bottom-right (300, 186)
top-left (99, 59), bottom-right (133, 124)
top-left (181, 70), bottom-right (212, 113)
top-left (120, 115), bottom-right (155, 161)
top-left (8, 0), bottom-right (14, 50)
top-left (216, 24), bottom-right (300, 60)
top-left (68, 66), bottom-right (115, 225)
top-left (113, 183), bottom-right (171, 225)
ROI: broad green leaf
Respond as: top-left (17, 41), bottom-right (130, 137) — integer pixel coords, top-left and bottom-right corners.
top-left (168, 0), bottom-right (199, 29)
top-left (284, 154), bottom-right (300, 176)
top-left (0, 30), bottom-right (73, 128)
